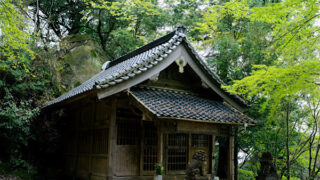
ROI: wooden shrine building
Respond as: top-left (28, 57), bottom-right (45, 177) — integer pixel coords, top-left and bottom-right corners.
top-left (43, 27), bottom-right (255, 180)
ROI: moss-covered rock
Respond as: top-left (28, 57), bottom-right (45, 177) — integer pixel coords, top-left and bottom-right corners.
top-left (57, 35), bottom-right (105, 89)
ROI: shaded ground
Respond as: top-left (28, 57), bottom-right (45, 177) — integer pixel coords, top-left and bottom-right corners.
top-left (0, 175), bottom-right (23, 180)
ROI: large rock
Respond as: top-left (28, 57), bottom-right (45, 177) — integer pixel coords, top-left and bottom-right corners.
top-left (58, 35), bottom-right (104, 89)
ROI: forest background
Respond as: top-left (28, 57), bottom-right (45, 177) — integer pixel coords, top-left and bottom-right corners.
top-left (1, 0), bottom-right (320, 179)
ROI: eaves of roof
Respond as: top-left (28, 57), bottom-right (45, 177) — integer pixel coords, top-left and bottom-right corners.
top-left (129, 87), bottom-right (255, 125)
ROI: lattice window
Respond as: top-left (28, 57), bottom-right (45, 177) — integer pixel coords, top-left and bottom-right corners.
top-left (117, 120), bottom-right (139, 145)
top-left (78, 131), bottom-right (91, 153)
top-left (192, 134), bottom-right (209, 147)
top-left (143, 123), bottom-right (158, 171)
top-left (167, 133), bottom-right (188, 171)
top-left (143, 147), bottom-right (157, 171)
top-left (92, 128), bottom-right (108, 154)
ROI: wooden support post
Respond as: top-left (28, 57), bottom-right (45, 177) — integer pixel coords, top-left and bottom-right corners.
top-left (88, 102), bottom-right (95, 179)
top-left (188, 134), bottom-right (192, 165)
top-left (73, 107), bottom-right (81, 178)
top-left (157, 122), bottom-right (163, 165)
top-left (211, 135), bottom-right (216, 177)
top-left (227, 128), bottom-right (234, 180)
top-left (140, 120), bottom-right (144, 176)
top-left (107, 98), bottom-right (117, 179)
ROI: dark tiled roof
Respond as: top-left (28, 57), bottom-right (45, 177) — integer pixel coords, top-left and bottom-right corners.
top-left (130, 87), bottom-right (255, 125)
top-left (44, 29), bottom-right (186, 107)
top-left (44, 27), bottom-right (246, 108)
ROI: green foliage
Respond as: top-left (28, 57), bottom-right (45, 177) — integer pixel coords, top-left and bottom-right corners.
top-left (224, 61), bottom-right (320, 116)
top-left (238, 168), bottom-right (255, 180)
top-left (213, 0), bottom-right (320, 178)
top-left (155, 164), bottom-right (164, 175)
top-left (195, 0), bottom-right (320, 179)
top-left (165, 0), bottom-right (207, 34)
top-left (0, 3), bottom-right (63, 172)
top-left (249, 0), bottom-right (320, 61)
top-left (195, 0), bottom-right (250, 40)
top-left (195, 0), bottom-right (276, 83)
top-left (0, 160), bottom-right (37, 179)
top-left (0, 0), bottom-right (33, 70)
top-left (0, 53), bottom-right (62, 176)
top-left (85, 0), bottom-right (160, 22)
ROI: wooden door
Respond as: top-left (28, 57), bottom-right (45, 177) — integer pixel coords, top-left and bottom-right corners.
top-left (142, 122), bottom-right (158, 175)
top-left (165, 133), bottom-right (189, 175)
top-left (115, 145), bottom-right (139, 176)
top-left (114, 119), bottom-right (140, 176)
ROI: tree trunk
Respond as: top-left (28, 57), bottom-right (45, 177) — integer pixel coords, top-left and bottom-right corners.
top-left (286, 103), bottom-right (290, 180)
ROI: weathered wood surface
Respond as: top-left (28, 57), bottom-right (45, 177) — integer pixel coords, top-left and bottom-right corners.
top-left (107, 98), bottom-right (117, 178)
top-left (227, 129), bottom-right (234, 180)
top-left (61, 94), bottom-right (235, 180)
top-left (177, 121), bottom-right (219, 135)
top-left (62, 98), bottom-right (111, 179)
top-left (211, 136), bottom-right (216, 176)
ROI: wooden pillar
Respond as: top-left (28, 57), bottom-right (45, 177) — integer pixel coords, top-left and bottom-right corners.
top-left (227, 128), bottom-right (234, 180)
top-left (88, 101), bottom-right (95, 179)
top-left (107, 98), bottom-right (117, 179)
top-left (188, 134), bottom-right (192, 165)
top-left (211, 135), bottom-right (216, 177)
top-left (140, 120), bottom-right (144, 176)
top-left (73, 107), bottom-right (81, 178)
top-left (157, 122), bottom-right (163, 165)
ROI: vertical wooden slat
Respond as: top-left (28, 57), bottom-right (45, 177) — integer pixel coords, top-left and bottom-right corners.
top-left (107, 98), bottom-right (117, 178)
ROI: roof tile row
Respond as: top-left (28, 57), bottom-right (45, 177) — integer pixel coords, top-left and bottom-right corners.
top-left (130, 87), bottom-right (254, 124)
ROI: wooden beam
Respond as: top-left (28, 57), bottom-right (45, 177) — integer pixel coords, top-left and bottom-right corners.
top-left (177, 121), bottom-right (219, 135)
top-left (157, 116), bottom-right (255, 126)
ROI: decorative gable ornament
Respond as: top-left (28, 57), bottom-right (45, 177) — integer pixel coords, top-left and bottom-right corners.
top-left (175, 58), bottom-right (187, 73)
